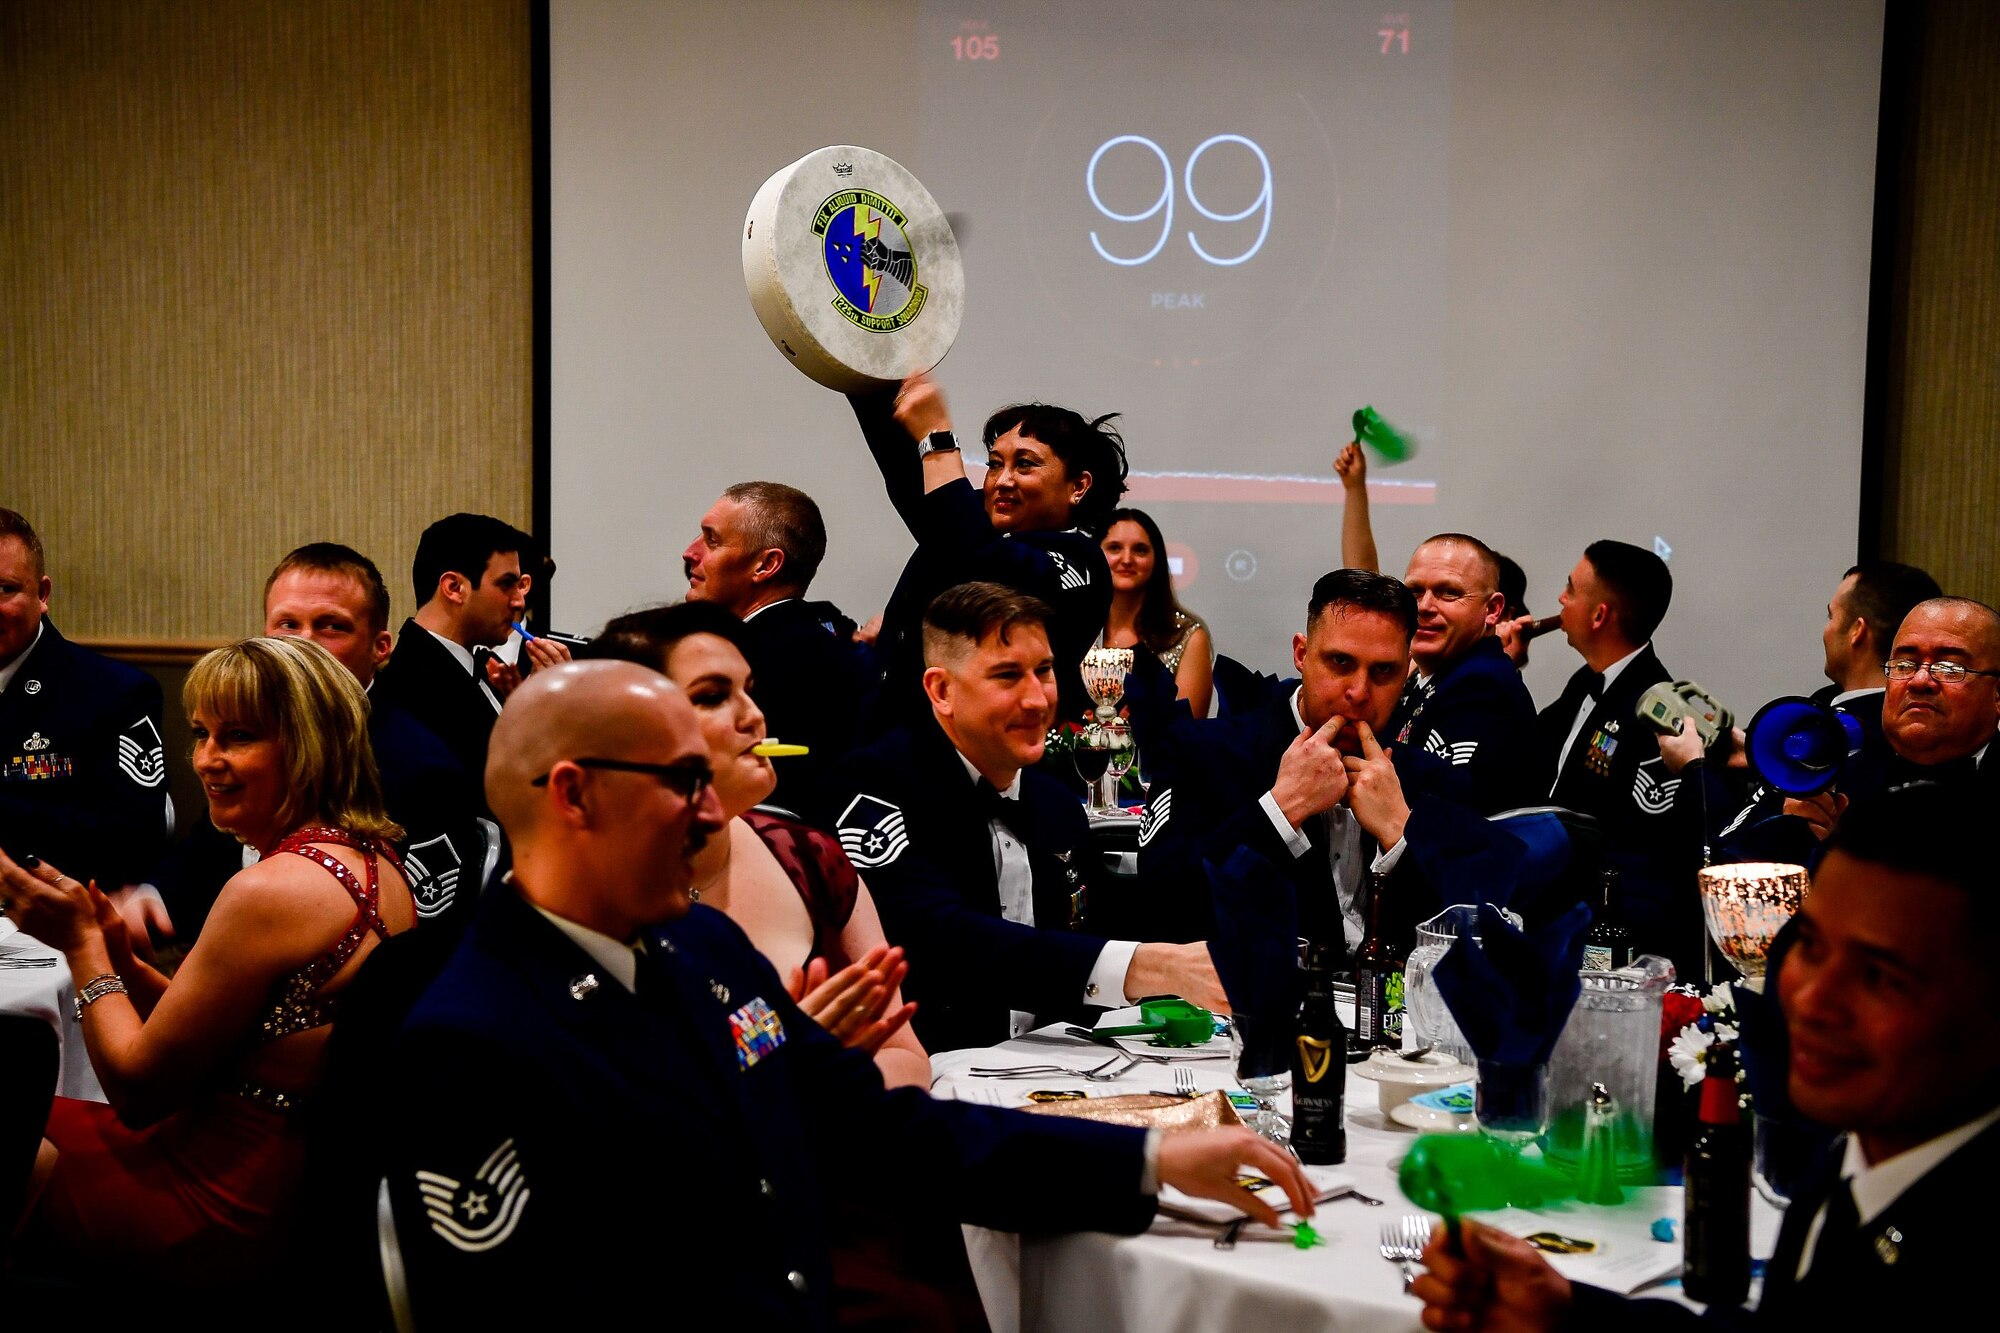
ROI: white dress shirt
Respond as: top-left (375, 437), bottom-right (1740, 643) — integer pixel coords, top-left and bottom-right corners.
top-left (956, 754), bottom-right (1139, 1035)
top-left (1554, 643), bottom-right (1648, 779)
top-left (1798, 1103), bottom-right (2000, 1277)
top-left (740, 597), bottom-right (797, 623)
top-left (532, 899), bottom-right (641, 992)
top-left (423, 625), bottom-right (505, 715)
top-left (1256, 690), bottom-right (1409, 951)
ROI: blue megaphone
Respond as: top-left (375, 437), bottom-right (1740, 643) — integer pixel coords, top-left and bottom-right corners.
top-left (1744, 696), bottom-right (1865, 797)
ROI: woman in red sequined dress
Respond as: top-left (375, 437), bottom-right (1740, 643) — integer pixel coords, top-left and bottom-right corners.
top-left (1, 635), bottom-right (415, 1284)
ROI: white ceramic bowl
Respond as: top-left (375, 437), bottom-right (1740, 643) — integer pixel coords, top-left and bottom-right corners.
top-left (1352, 1049), bottom-right (1477, 1114)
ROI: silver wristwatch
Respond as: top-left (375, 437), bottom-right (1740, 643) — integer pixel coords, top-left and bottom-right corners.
top-left (918, 429), bottom-right (959, 458)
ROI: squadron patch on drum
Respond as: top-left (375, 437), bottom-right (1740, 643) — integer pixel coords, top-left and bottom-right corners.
top-left (816, 189), bottom-right (927, 333)
top-left (836, 794), bottom-right (909, 869)
top-left (117, 717), bottom-right (166, 788)
top-left (416, 1138), bottom-right (530, 1253)
top-left (402, 833), bottom-right (464, 919)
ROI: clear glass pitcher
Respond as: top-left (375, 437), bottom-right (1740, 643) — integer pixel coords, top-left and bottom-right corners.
top-left (1545, 954), bottom-right (1676, 1181)
top-left (1402, 903), bottom-right (1524, 1065)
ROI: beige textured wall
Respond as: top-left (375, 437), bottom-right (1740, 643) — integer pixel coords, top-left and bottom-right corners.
top-left (1879, 0), bottom-right (2000, 605)
top-left (0, 0), bottom-right (533, 643)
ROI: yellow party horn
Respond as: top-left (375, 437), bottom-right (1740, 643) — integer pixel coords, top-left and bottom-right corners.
top-left (750, 740), bottom-right (810, 757)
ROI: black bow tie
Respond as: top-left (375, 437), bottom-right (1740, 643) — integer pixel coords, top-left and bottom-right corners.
top-left (974, 779), bottom-right (1031, 841)
top-left (1579, 669), bottom-right (1606, 701)
top-left (472, 646), bottom-right (497, 681)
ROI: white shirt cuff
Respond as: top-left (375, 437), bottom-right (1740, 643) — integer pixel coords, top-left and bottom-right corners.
top-left (1141, 1127), bottom-right (1163, 1195)
top-left (1258, 791), bottom-right (1312, 858)
top-left (1371, 836), bottom-right (1408, 874)
top-left (1088, 940), bottom-right (1143, 1006)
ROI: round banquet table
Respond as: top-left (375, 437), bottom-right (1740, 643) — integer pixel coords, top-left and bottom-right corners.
top-left (931, 1006), bottom-right (1782, 1333)
top-left (0, 921), bottom-right (107, 1102)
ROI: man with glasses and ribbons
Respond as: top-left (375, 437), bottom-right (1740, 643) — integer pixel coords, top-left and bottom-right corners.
top-left (375, 660), bottom-right (1312, 1326)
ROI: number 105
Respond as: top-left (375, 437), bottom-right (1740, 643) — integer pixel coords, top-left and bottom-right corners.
top-left (952, 34), bottom-right (999, 59)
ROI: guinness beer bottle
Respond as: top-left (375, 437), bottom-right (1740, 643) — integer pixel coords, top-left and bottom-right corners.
top-left (1581, 867), bottom-right (1634, 972)
top-left (1290, 942), bottom-right (1347, 1164)
top-left (1354, 872), bottom-right (1405, 1047)
top-left (1683, 1042), bottom-right (1751, 1306)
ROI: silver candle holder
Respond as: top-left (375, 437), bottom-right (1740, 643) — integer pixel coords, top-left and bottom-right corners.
top-left (1698, 862), bottom-right (1810, 992)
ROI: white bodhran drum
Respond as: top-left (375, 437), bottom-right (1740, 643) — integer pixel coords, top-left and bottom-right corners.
top-left (742, 145), bottom-right (964, 393)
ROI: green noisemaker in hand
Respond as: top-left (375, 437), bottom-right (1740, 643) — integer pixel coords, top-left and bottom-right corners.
top-left (1352, 405), bottom-right (1417, 463)
top-left (1094, 999), bottom-right (1216, 1048)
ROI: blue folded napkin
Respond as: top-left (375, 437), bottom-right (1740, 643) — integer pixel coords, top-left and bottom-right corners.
top-left (1203, 846), bottom-right (1301, 1024)
top-left (1433, 902), bottom-right (1590, 1065)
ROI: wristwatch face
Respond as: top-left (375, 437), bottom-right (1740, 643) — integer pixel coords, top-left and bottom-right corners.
top-left (921, 430), bottom-right (959, 456)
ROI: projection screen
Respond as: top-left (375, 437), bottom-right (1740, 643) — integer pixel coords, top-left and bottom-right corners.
top-left (548, 0), bottom-right (1885, 715)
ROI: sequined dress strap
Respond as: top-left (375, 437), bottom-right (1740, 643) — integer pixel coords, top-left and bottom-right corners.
top-left (252, 825), bottom-right (394, 1044)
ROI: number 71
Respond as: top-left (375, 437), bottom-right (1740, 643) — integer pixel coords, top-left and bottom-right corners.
top-left (1379, 28), bottom-right (1410, 54)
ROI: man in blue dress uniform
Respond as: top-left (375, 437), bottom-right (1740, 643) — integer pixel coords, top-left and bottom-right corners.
top-left (1137, 568), bottom-right (1519, 959)
top-left (1389, 534), bottom-right (1541, 815)
top-left (378, 661), bottom-right (1311, 1327)
top-left (826, 582), bottom-right (1224, 1053)
top-left (0, 508), bottom-right (168, 889)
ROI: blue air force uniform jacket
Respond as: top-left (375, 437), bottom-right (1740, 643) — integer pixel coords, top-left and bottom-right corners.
top-left (1567, 1114), bottom-right (2000, 1327)
top-left (1536, 645), bottom-right (1704, 971)
top-left (849, 391), bottom-right (1113, 733)
top-left (737, 597), bottom-right (876, 823)
top-left (0, 621), bottom-right (168, 887)
top-left (822, 719), bottom-right (1111, 1054)
top-left (1388, 637), bottom-right (1541, 815)
top-left (380, 887), bottom-right (1154, 1328)
top-left (370, 619), bottom-right (499, 816)
top-left (1136, 689), bottom-right (1521, 962)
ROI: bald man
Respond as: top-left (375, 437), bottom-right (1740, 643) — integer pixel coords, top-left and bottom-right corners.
top-left (378, 662), bottom-right (1311, 1327)
top-left (1779, 597), bottom-right (2000, 847)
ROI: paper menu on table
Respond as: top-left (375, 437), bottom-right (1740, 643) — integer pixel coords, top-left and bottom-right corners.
top-left (1157, 1165), bottom-right (1355, 1224)
top-left (1477, 1189), bottom-right (1687, 1296)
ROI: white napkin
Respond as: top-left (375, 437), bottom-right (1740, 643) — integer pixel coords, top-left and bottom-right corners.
top-left (1156, 1165), bottom-right (1356, 1224)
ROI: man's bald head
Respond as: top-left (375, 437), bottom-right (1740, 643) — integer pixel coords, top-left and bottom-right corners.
top-left (486, 660), bottom-right (696, 837)
top-left (487, 660), bottom-right (723, 938)
top-left (1884, 597), bottom-right (2000, 766)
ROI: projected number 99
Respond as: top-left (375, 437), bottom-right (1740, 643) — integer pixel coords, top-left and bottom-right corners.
top-left (1087, 134), bottom-right (1273, 268)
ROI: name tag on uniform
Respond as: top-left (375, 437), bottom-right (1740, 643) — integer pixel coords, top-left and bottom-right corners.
top-left (728, 997), bottom-right (786, 1070)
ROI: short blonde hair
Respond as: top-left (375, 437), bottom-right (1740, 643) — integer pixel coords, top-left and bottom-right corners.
top-left (185, 636), bottom-right (402, 843)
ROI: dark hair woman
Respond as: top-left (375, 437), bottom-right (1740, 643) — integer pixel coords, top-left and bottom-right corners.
top-left (1099, 508), bottom-right (1213, 717)
top-left (848, 372), bottom-right (1130, 734)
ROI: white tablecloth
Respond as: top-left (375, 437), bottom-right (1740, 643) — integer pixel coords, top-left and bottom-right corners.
top-left (0, 922), bottom-right (107, 1102)
top-left (933, 1010), bottom-right (1782, 1332)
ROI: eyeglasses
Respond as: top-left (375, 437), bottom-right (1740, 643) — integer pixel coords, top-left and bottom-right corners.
top-left (1883, 660), bottom-right (2000, 686)
top-left (531, 757), bottom-right (713, 800)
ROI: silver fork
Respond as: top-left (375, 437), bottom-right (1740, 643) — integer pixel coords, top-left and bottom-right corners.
top-left (1379, 1214), bottom-right (1432, 1289)
top-left (1173, 1066), bottom-right (1198, 1097)
top-left (966, 1054), bottom-right (1133, 1081)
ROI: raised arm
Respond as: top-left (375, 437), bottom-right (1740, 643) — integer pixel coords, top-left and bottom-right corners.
top-left (1333, 442), bottom-right (1379, 573)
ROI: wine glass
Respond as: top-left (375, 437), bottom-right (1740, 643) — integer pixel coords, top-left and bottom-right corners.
top-left (1103, 721), bottom-right (1135, 806)
top-left (1073, 730), bottom-right (1113, 812)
